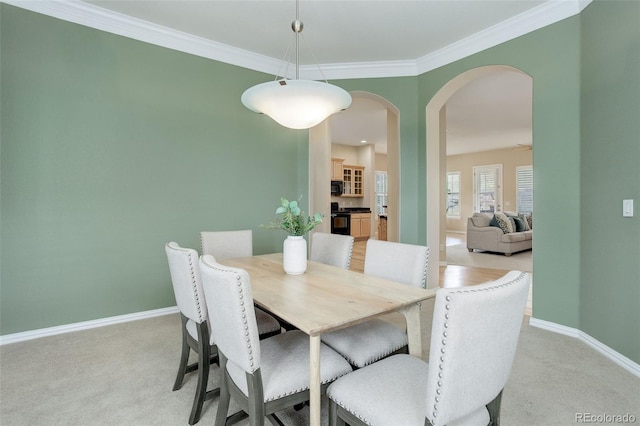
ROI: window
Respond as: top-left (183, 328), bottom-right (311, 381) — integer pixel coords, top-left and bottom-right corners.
top-left (516, 165), bottom-right (533, 214)
top-left (375, 171), bottom-right (388, 216)
top-left (473, 164), bottom-right (502, 213)
top-left (446, 172), bottom-right (461, 218)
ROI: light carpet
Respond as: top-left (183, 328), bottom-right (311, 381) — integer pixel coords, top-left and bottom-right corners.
top-left (2, 310), bottom-right (638, 425)
top-left (447, 243), bottom-right (533, 272)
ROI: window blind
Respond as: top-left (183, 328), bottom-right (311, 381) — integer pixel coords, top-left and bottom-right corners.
top-left (516, 166), bottom-right (533, 214)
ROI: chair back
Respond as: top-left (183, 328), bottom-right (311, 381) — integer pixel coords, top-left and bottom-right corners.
top-left (165, 242), bottom-right (208, 324)
top-left (200, 230), bottom-right (253, 259)
top-left (199, 255), bottom-right (261, 375)
top-left (363, 240), bottom-right (429, 288)
top-left (424, 271), bottom-right (530, 426)
top-left (310, 232), bottom-right (355, 269)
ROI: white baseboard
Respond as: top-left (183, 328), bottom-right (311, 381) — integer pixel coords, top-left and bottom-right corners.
top-left (0, 306), bottom-right (180, 346)
top-left (529, 317), bottom-right (640, 378)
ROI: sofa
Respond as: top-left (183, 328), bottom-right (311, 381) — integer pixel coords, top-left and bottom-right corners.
top-left (466, 212), bottom-right (532, 256)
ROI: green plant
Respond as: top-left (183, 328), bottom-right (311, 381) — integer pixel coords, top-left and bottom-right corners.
top-left (262, 197), bottom-right (323, 236)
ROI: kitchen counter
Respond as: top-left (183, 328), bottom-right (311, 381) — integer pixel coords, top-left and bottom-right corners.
top-left (331, 207), bottom-right (372, 214)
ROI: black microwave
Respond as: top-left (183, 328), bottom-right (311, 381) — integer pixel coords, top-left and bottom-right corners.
top-left (331, 180), bottom-right (344, 195)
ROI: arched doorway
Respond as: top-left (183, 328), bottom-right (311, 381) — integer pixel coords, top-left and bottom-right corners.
top-left (309, 91), bottom-right (400, 242)
top-left (426, 65), bottom-right (532, 288)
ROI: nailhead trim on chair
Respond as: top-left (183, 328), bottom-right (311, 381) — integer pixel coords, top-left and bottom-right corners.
top-left (420, 249), bottom-right (430, 289)
top-left (345, 242), bottom-right (354, 269)
top-left (430, 271), bottom-right (528, 422)
top-left (185, 249), bottom-right (206, 323)
top-left (200, 260), bottom-right (259, 373)
top-left (338, 343), bottom-right (407, 367)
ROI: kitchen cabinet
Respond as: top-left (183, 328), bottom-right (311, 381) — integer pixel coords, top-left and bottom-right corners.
top-left (342, 165), bottom-right (364, 197)
top-left (350, 212), bottom-right (371, 239)
top-left (331, 158), bottom-right (344, 181)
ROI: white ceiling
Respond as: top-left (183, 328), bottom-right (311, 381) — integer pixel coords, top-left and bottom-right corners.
top-left (22, 0), bottom-right (585, 155)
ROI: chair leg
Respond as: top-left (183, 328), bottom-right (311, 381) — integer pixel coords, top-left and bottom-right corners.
top-left (173, 314), bottom-right (191, 391)
top-left (215, 355), bottom-right (232, 426)
top-left (329, 399), bottom-right (346, 426)
top-left (486, 390), bottom-right (503, 426)
top-left (189, 322), bottom-right (211, 425)
top-left (247, 371), bottom-right (266, 426)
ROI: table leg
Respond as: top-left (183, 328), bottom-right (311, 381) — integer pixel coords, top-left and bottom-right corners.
top-left (400, 304), bottom-right (423, 359)
top-left (309, 335), bottom-right (321, 426)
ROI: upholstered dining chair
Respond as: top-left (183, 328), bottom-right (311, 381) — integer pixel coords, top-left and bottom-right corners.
top-left (200, 230), bottom-right (252, 259)
top-left (200, 228), bottom-right (293, 331)
top-left (326, 270), bottom-right (531, 426)
top-left (198, 255), bottom-right (353, 426)
top-left (310, 232), bottom-right (355, 269)
top-left (321, 239), bottom-right (429, 368)
top-left (164, 242), bottom-right (281, 425)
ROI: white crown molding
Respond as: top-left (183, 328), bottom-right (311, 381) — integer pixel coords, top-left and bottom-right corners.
top-left (0, 306), bottom-right (180, 345)
top-left (299, 60), bottom-right (418, 81)
top-left (3, 0), bottom-right (590, 80)
top-left (529, 317), bottom-right (640, 378)
top-left (1, 0), bottom-right (284, 76)
top-left (416, 0), bottom-right (592, 74)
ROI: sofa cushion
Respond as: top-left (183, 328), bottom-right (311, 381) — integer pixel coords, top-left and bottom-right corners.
top-left (471, 213), bottom-right (492, 227)
top-left (492, 212), bottom-right (513, 234)
top-left (501, 232), bottom-right (526, 243)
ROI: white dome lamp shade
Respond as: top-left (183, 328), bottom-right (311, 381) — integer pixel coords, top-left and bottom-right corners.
top-left (241, 79), bottom-right (352, 130)
top-left (240, 1), bottom-right (351, 130)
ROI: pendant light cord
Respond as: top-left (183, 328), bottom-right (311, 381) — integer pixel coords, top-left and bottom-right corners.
top-left (273, 0), bottom-right (331, 84)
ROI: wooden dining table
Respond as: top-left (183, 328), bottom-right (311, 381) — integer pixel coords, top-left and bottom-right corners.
top-left (221, 253), bottom-right (437, 426)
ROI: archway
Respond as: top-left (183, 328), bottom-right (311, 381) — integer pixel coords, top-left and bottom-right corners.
top-left (309, 91), bottom-right (400, 242)
top-left (426, 65), bottom-right (532, 288)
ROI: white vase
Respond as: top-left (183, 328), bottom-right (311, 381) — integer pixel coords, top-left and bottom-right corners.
top-left (283, 235), bottom-right (307, 275)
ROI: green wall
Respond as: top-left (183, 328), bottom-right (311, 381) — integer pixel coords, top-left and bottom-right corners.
top-left (418, 17), bottom-right (583, 329)
top-left (580, 0), bottom-right (640, 362)
top-left (0, 5), bottom-right (307, 333)
top-left (1, 1), bottom-right (638, 365)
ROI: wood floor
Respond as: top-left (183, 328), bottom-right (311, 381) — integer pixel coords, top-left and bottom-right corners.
top-left (350, 239), bottom-right (512, 288)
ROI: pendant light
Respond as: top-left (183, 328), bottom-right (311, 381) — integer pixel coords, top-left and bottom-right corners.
top-left (241, 0), bottom-right (352, 130)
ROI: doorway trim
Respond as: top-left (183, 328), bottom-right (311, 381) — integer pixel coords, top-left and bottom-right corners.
top-left (425, 65), bottom-right (530, 288)
top-left (309, 91), bottom-right (400, 242)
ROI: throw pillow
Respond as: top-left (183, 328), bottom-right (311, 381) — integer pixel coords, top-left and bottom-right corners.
top-left (493, 212), bottom-right (513, 234)
top-left (518, 213), bottom-right (531, 231)
top-left (525, 213), bottom-right (533, 230)
top-left (513, 216), bottom-right (526, 232)
top-left (472, 213), bottom-right (492, 227)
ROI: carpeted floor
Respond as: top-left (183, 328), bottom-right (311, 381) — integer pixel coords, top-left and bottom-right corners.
top-left (1, 310), bottom-right (638, 425)
top-left (447, 243), bottom-right (533, 272)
